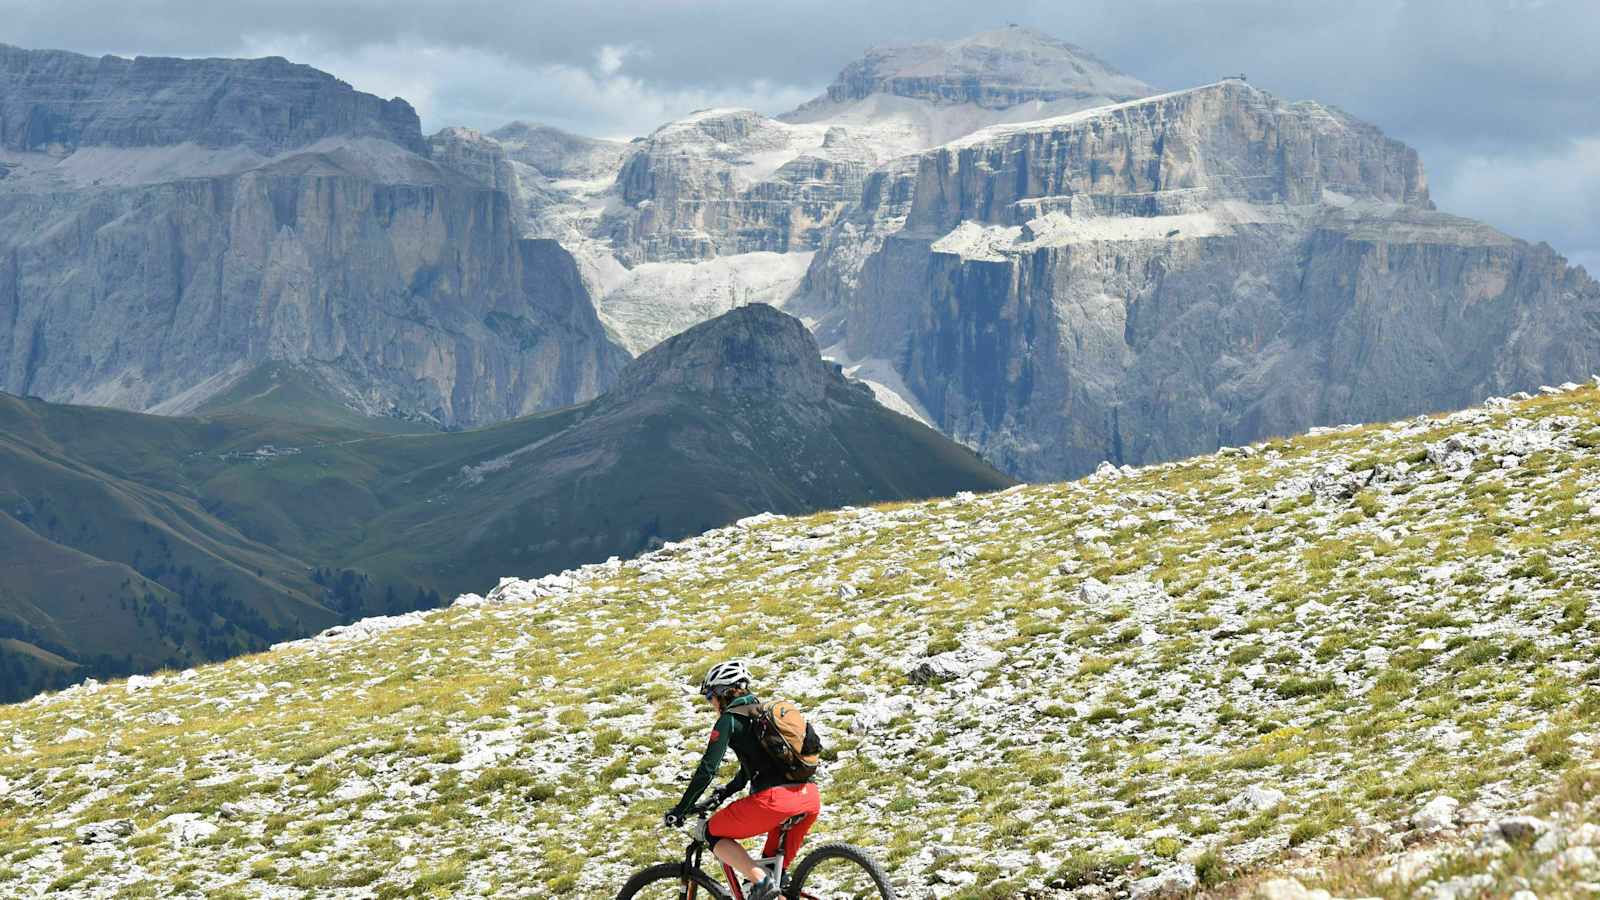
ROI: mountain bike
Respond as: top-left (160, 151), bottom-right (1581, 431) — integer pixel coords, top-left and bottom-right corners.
top-left (616, 796), bottom-right (896, 899)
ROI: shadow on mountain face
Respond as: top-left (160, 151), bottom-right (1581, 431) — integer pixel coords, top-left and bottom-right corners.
top-left (0, 305), bottom-right (1013, 702)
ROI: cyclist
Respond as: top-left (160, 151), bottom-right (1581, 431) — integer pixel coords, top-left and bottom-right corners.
top-left (663, 660), bottom-right (821, 900)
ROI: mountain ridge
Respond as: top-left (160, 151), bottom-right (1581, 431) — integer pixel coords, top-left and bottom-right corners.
top-left (795, 25), bottom-right (1155, 111)
top-left (801, 78), bottom-right (1600, 480)
top-left (429, 27), bottom-right (1157, 357)
top-left (0, 305), bottom-right (1011, 702)
top-left (0, 44), bottom-right (631, 429)
top-left (0, 43), bottom-right (425, 155)
top-left (7, 28), bottom-right (1600, 484)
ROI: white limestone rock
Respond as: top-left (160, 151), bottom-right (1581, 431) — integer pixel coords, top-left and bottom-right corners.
top-left (75, 819), bottom-right (132, 844)
top-left (1411, 796), bottom-right (1460, 832)
top-left (161, 813), bottom-right (219, 846)
top-left (1129, 863), bottom-right (1198, 898)
top-left (1254, 879), bottom-right (1332, 900)
top-left (1234, 785), bottom-right (1287, 812)
top-left (1497, 816), bottom-right (1550, 843)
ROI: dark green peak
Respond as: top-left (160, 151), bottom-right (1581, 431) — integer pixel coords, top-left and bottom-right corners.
top-left (606, 304), bottom-right (835, 404)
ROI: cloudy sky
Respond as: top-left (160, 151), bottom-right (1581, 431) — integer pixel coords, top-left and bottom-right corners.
top-left (6, 0), bottom-right (1597, 272)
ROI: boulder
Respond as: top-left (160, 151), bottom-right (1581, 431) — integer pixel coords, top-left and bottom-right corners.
top-left (161, 813), bottom-right (219, 845)
top-left (1410, 796), bottom-right (1460, 832)
top-left (1538, 845), bottom-right (1600, 879)
top-left (75, 820), bottom-right (132, 844)
top-left (1570, 822), bottom-right (1600, 847)
top-left (850, 696), bottom-right (912, 733)
top-left (124, 674), bottom-right (160, 693)
top-left (1078, 578), bottom-right (1115, 605)
top-left (1426, 437), bottom-right (1477, 473)
top-left (1129, 863), bottom-right (1198, 898)
top-left (1254, 879), bottom-right (1332, 900)
top-left (1535, 827), bottom-right (1566, 854)
top-left (219, 798), bottom-right (280, 819)
top-left (1234, 785), bottom-right (1286, 812)
top-left (1497, 816), bottom-right (1550, 843)
top-left (1431, 874), bottom-right (1495, 900)
top-left (908, 647), bottom-right (1002, 685)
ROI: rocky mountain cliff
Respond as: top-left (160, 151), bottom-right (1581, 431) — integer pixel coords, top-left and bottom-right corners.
top-left (3, 382), bottom-right (1597, 897)
top-left (0, 44), bottom-right (425, 155)
top-left (438, 29), bottom-right (1600, 483)
top-left (0, 305), bottom-right (1009, 702)
top-left (803, 81), bottom-right (1600, 480)
top-left (0, 46), bottom-right (626, 427)
top-left (10, 31), bottom-right (1600, 481)
top-left (433, 27), bottom-right (1155, 354)
top-left (604, 27), bottom-right (1156, 269)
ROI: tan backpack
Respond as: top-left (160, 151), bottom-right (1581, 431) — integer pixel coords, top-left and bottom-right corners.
top-left (742, 699), bottom-right (822, 783)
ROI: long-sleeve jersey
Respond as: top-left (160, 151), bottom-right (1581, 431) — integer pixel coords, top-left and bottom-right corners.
top-left (670, 694), bottom-right (794, 816)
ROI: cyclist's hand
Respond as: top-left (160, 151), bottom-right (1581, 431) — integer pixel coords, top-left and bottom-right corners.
top-left (706, 787), bottom-right (729, 808)
top-left (663, 810), bottom-right (684, 829)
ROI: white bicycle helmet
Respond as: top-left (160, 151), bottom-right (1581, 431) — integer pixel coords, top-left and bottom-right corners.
top-left (700, 659), bottom-right (751, 698)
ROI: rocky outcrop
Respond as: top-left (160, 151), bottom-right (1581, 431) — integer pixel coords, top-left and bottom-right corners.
top-left (809, 81), bottom-right (1600, 480)
top-left (602, 109), bottom-right (871, 264)
top-left (901, 82), bottom-right (1427, 230)
top-left (0, 167), bottom-right (625, 424)
top-left (429, 122), bottom-right (633, 247)
top-left (778, 26), bottom-right (1156, 155)
top-left (487, 121), bottom-right (631, 183)
top-left (0, 44), bottom-right (424, 155)
top-left (800, 25), bottom-right (1153, 111)
top-left (605, 302), bottom-right (839, 404)
top-left (0, 48), bottom-right (627, 427)
top-left (574, 29), bottom-right (1154, 353)
top-left (427, 121), bottom-right (635, 326)
top-left (426, 126), bottom-right (521, 197)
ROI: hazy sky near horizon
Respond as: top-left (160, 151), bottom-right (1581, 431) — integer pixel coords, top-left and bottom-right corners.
top-left (5, 0), bottom-right (1598, 272)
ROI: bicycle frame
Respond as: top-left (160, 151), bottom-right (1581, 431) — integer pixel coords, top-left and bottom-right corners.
top-left (679, 813), bottom-right (807, 900)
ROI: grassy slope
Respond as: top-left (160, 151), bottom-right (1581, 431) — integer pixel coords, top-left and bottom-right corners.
top-left (191, 364), bottom-right (440, 436)
top-left (0, 376), bottom-right (1009, 701)
top-left (0, 395), bottom-right (357, 699)
top-left (1, 388), bottom-right (1595, 898)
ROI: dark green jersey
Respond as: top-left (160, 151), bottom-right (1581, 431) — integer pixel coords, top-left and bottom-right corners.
top-left (670, 694), bottom-right (794, 816)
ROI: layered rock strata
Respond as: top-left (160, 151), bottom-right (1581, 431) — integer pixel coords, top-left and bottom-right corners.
top-left (0, 46), bottom-right (626, 426)
top-left (808, 81), bottom-right (1600, 479)
top-left (0, 44), bottom-right (424, 155)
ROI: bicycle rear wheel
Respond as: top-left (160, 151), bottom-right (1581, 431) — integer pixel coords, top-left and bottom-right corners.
top-left (616, 862), bottom-right (733, 900)
top-left (788, 843), bottom-right (896, 899)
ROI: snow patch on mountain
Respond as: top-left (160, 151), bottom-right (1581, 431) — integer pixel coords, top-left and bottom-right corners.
top-left (596, 252), bottom-right (815, 355)
top-left (448, 28), bottom-right (1156, 361)
top-left (820, 340), bottom-right (935, 426)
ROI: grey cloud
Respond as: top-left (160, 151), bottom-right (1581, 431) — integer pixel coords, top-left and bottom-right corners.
top-left (4, 0), bottom-right (1597, 271)
top-left (13, 0), bottom-right (1597, 146)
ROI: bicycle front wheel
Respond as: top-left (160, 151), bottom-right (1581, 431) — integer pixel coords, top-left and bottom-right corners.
top-left (616, 862), bottom-right (733, 900)
top-left (788, 842), bottom-right (896, 899)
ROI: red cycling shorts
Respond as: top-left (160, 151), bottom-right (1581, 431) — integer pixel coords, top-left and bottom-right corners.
top-left (706, 783), bottom-right (821, 866)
